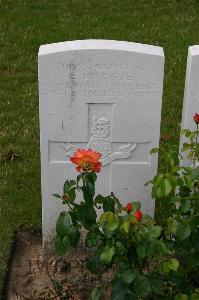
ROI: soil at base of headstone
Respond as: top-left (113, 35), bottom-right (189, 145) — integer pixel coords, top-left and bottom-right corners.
top-left (5, 230), bottom-right (112, 300)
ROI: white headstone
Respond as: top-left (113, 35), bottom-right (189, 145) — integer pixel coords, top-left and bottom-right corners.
top-left (38, 40), bottom-right (164, 245)
top-left (180, 46), bottom-right (199, 166)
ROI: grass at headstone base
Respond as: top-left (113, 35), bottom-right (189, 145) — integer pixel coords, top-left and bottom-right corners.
top-left (1, 0), bottom-right (199, 296)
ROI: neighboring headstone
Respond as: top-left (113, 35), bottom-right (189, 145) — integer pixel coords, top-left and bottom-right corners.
top-left (38, 40), bottom-right (164, 246)
top-left (180, 46), bottom-right (199, 166)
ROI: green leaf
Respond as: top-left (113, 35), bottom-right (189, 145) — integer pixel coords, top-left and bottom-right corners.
top-left (142, 240), bottom-right (167, 257)
top-left (160, 177), bottom-right (173, 197)
top-left (167, 218), bottom-right (178, 234)
top-left (182, 166), bottom-right (193, 173)
top-left (68, 226), bottom-right (80, 248)
top-left (87, 248), bottom-right (101, 273)
top-left (190, 293), bottom-right (199, 300)
top-left (82, 186), bottom-right (93, 204)
top-left (54, 235), bottom-right (68, 256)
top-left (166, 154), bottom-right (175, 167)
top-left (102, 226), bottom-right (115, 239)
top-left (99, 212), bottom-right (119, 231)
top-left (177, 221), bottom-right (191, 240)
top-left (137, 241), bottom-right (147, 259)
top-left (100, 245), bottom-right (115, 264)
top-left (120, 219), bottom-right (130, 233)
top-left (77, 203), bottom-right (97, 226)
top-left (155, 186), bottom-right (163, 199)
top-left (162, 261), bottom-right (170, 273)
top-left (181, 142), bottom-right (193, 152)
top-left (179, 186), bottom-right (191, 197)
top-left (121, 270), bottom-right (136, 284)
top-left (77, 174), bottom-right (82, 185)
top-left (149, 226), bottom-right (162, 238)
top-left (69, 210), bottom-right (78, 226)
top-left (172, 165), bottom-right (181, 173)
top-left (125, 294), bottom-right (138, 300)
top-left (103, 196), bottom-right (115, 212)
top-left (63, 180), bottom-right (76, 194)
top-left (111, 279), bottom-right (129, 300)
top-left (52, 193), bottom-right (61, 199)
top-left (174, 294), bottom-right (189, 300)
top-left (169, 258), bottom-right (180, 271)
top-left (85, 231), bottom-right (101, 248)
top-left (184, 175), bottom-right (193, 190)
top-left (95, 194), bottom-right (104, 204)
top-left (134, 275), bottom-right (151, 297)
top-left (154, 173), bottom-right (165, 184)
top-left (163, 258), bottom-right (179, 273)
top-left (151, 173), bottom-right (165, 199)
top-left (180, 199), bottom-right (191, 213)
top-left (63, 180), bottom-right (70, 193)
top-left (132, 201), bottom-right (141, 212)
top-left (96, 194), bottom-right (120, 212)
top-left (169, 196), bottom-right (179, 203)
top-left (87, 182), bottom-right (95, 197)
top-left (150, 147), bottom-right (159, 154)
top-left (111, 192), bottom-right (122, 209)
top-left (91, 287), bottom-right (103, 300)
top-left (167, 173), bottom-right (178, 188)
top-left (181, 129), bottom-right (191, 135)
top-left (56, 212), bottom-right (71, 237)
top-left (189, 132), bottom-right (197, 139)
top-left (115, 241), bottom-right (125, 255)
top-left (154, 240), bottom-right (167, 254)
top-left (62, 235), bottom-right (70, 247)
top-left (67, 187), bottom-right (76, 202)
top-left (144, 179), bottom-right (153, 186)
top-left (150, 276), bottom-right (165, 296)
top-left (127, 245), bottom-right (139, 264)
top-left (147, 241), bottom-right (156, 256)
top-left (85, 171), bottom-right (97, 183)
top-left (190, 166), bottom-right (199, 181)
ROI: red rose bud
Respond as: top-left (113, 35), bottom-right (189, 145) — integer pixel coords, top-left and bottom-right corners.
top-left (126, 203), bottom-right (133, 212)
top-left (162, 133), bottom-right (169, 142)
top-left (62, 194), bottom-right (69, 201)
top-left (193, 113), bottom-right (199, 124)
top-left (133, 210), bottom-right (142, 221)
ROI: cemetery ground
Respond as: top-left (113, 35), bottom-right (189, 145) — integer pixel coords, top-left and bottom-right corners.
top-left (1, 0), bottom-right (199, 298)
top-left (6, 229), bottom-right (113, 299)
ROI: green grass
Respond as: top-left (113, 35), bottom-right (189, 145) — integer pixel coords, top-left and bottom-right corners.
top-left (1, 0), bottom-right (199, 296)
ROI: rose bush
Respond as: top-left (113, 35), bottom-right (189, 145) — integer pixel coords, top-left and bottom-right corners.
top-left (53, 115), bottom-right (199, 300)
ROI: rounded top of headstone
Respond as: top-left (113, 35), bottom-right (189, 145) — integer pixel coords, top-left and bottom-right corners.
top-left (189, 45), bottom-right (199, 56)
top-left (39, 39), bottom-right (164, 57)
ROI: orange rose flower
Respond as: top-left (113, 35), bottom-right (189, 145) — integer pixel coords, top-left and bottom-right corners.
top-left (70, 149), bottom-right (102, 173)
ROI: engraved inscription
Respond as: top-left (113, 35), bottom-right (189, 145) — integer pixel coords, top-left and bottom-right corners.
top-left (56, 62), bottom-right (145, 72)
top-left (43, 82), bottom-right (159, 98)
top-left (42, 61), bottom-right (160, 98)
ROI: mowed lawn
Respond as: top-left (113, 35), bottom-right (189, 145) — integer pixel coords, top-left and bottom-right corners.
top-left (1, 0), bottom-right (199, 296)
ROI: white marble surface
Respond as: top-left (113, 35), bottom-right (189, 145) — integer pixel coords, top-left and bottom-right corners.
top-left (38, 40), bottom-right (165, 244)
top-left (180, 46), bottom-right (199, 166)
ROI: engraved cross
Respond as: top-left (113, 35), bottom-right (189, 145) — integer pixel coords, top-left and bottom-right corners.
top-left (61, 103), bottom-right (150, 194)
